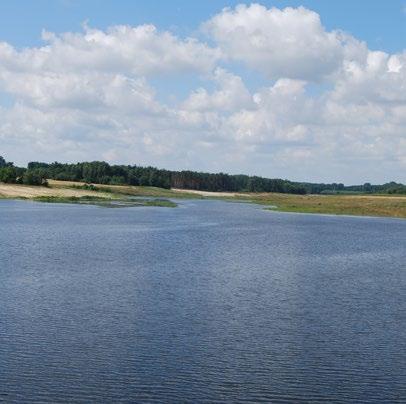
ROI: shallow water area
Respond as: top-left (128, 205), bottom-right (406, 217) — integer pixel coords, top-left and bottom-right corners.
top-left (0, 199), bottom-right (405, 402)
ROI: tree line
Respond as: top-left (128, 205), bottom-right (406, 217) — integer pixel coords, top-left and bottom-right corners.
top-left (0, 156), bottom-right (48, 186)
top-left (1, 155), bottom-right (405, 194)
top-left (24, 160), bottom-right (308, 193)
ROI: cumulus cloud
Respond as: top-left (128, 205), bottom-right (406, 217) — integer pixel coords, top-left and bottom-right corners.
top-left (0, 4), bottom-right (405, 183)
top-left (333, 51), bottom-right (406, 103)
top-left (203, 4), bottom-right (344, 81)
top-left (0, 24), bottom-right (220, 77)
top-left (182, 68), bottom-right (253, 112)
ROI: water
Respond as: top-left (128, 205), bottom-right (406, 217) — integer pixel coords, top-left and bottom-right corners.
top-left (0, 199), bottom-right (405, 403)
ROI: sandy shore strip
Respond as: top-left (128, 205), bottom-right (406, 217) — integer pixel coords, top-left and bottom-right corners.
top-left (0, 183), bottom-right (111, 199)
top-left (171, 188), bottom-right (245, 198)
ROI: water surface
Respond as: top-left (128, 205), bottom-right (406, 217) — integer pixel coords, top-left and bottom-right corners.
top-left (0, 199), bottom-right (405, 402)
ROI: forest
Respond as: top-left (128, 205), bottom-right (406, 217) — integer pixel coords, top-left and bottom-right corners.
top-left (1, 156), bottom-right (405, 195)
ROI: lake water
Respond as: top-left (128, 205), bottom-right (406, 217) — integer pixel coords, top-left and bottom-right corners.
top-left (0, 199), bottom-right (405, 403)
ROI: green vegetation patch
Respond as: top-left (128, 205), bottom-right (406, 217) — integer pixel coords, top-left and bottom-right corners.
top-left (253, 193), bottom-right (406, 218)
top-left (32, 195), bottom-right (177, 208)
top-left (33, 195), bottom-right (107, 203)
top-left (142, 198), bottom-right (177, 207)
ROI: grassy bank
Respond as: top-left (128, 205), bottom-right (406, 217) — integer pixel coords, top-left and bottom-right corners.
top-left (169, 187), bottom-right (406, 218)
top-left (0, 182), bottom-right (178, 208)
top-left (245, 193), bottom-right (406, 218)
top-left (48, 180), bottom-right (203, 199)
top-left (1, 180), bottom-right (405, 217)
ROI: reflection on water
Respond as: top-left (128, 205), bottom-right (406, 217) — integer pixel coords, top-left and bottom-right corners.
top-left (0, 199), bottom-right (405, 402)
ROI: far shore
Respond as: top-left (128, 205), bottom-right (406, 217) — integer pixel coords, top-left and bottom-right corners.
top-left (0, 180), bottom-right (405, 218)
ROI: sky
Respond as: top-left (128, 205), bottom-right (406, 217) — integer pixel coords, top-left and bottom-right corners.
top-left (0, 1), bottom-right (405, 184)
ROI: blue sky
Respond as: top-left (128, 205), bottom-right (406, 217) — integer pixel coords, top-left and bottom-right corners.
top-left (1, 0), bottom-right (405, 52)
top-left (0, 1), bottom-right (405, 183)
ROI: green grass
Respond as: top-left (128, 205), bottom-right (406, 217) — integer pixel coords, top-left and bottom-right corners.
top-left (49, 180), bottom-right (202, 199)
top-left (32, 195), bottom-right (108, 203)
top-left (241, 193), bottom-right (406, 218)
top-left (68, 183), bottom-right (108, 192)
top-left (32, 195), bottom-right (177, 208)
top-left (142, 199), bottom-right (178, 207)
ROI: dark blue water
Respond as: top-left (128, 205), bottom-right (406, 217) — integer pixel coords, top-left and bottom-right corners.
top-left (0, 199), bottom-right (405, 403)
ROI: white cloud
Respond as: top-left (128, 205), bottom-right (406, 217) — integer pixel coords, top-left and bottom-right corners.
top-left (0, 24), bottom-right (221, 77)
top-left (333, 50), bottom-right (406, 103)
top-left (203, 4), bottom-right (344, 81)
top-left (0, 71), bottom-right (161, 112)
top-left (224, 78), bottom-right (313, 143)
top-left (182, 68), bottom-right (253, 112)
top-left (0, 6), bottom-right (405, 183)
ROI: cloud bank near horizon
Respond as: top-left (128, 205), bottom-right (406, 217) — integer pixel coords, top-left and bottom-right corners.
top-left (0, 3), bottom-right (405, 183)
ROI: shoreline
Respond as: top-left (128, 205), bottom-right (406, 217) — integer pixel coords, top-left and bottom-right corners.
top-left (1, 180), bottom-right (405, 218)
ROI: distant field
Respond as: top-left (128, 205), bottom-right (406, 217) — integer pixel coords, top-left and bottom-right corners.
top-left (247, 192), bottom-right (406, 219)
top-left (174, 188), bottom-right (406, 218)
top-left (0, 180), bottom-right (405, 218)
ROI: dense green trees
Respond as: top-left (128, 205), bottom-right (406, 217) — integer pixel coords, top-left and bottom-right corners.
top-left (0, 157), bottom-right (24, 183)
top-left (22, 169), bottom-right (48, 186)
top-left (0, 166), bottom-right (21, 183)
top-left (1, 155), bottom-right (405, 194)
top-left (0, 156), bottom-right (47, 185)
top-left (27, 161), bottom-right (173, 189)
top-left (26, 161), bottom-right (306, 193)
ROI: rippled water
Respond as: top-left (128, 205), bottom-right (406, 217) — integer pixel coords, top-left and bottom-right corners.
top-left (1, 199), bottom-right (405, 403)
